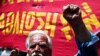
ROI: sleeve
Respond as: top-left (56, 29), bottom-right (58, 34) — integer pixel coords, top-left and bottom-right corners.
top-left (75, 34), bottom-right (99, 56)
top-left (81, 34), bottom-right (99, 47)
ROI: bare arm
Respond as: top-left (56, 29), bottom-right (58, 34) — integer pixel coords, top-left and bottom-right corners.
top-left (63, 4), bottom-right (91, 42)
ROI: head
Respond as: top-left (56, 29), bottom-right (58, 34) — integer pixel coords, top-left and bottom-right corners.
top-left (26, 30), bottom-right (52, 56)
top-left (0, 47), bottom-right (13, 56)
top-left (0, 47), bottom-right (20, 56)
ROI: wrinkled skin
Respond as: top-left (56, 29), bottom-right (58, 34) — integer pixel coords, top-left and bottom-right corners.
top-left (27, 34), bottom-right (51, 56)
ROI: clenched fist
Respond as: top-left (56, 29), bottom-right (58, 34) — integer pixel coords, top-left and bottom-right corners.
top-left (63, 4), bottom-right (91, 42)
top-left (63, 4), bottom-right (81, 21)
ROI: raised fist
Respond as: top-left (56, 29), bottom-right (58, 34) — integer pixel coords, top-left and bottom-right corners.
top-left (63, 4), bottom-right (91, 42)
top-left (63, 4), bottom-right (81, 21)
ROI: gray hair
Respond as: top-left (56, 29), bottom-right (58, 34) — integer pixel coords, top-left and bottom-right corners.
top-left (26, 30), bottom-right (52, 49)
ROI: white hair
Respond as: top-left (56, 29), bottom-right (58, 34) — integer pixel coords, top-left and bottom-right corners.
top-left (26, 30), bottom-right (52, 49)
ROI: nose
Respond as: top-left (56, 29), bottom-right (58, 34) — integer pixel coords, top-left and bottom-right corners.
top-left (34, 45), bottom-right (40, 51)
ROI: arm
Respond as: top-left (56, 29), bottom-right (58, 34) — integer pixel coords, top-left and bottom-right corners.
top-left (63, 4), bottom-right (91, 43)
top-left (63, 4), bottom-right (99, 56)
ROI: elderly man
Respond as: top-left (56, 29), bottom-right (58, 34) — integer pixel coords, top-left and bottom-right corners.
top-left (63, 4), bottom-right (99, 56)
top-left (26, 30), bottom-right (52, 56)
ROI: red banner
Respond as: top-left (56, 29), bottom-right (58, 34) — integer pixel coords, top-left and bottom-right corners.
top-left (0, 0), bottom-right (100, 56)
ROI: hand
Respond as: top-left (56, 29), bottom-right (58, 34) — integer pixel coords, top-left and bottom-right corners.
top-left (63, 4), bottom-right (91, 42)
top-left (63, 4), bottom-right (81, 21)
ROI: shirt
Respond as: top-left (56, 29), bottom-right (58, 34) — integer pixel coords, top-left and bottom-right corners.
top-left (75, 34), bottom-right (99, 56)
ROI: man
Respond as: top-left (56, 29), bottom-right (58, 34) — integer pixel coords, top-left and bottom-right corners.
top-left (63, 4), bottom-right (99, 56)
top-left (0, 48), bottom-right (12, 56)
top-left (26, 30), bottom-right (52, 56)
top-left (0, 47), bottom-right (26, 56)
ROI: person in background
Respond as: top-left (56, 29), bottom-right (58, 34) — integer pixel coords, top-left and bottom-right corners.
top-left (63, 4), bottom-right (99, 56)
top-left (26, 30), bottom-right (52, 56)
top-left (0, 47), bottom-right (12, 56)
top-left (0, 47), bottom-right (26, 56)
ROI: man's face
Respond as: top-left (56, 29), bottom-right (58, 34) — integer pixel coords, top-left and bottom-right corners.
top-left (27, 34), bottom-right (50, 56)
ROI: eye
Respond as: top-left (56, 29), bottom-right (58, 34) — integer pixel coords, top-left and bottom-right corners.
top-left (30, 44), bottom-right (36, 49)
top-left (39, 44), bottom-right (48, 49)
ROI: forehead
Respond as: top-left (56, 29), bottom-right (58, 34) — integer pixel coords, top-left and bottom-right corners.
top-left (29, 34), bottom-right (48, 43)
